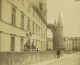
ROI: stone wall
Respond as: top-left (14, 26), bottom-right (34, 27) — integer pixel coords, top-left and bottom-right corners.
top-left (0, 51), bottom-right (55, 65)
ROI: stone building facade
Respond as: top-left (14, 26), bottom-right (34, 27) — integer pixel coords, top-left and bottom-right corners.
top-left (64, 37), bottom-right (73, 51)
top-left (64, 37), bottom-right (80, 51)
top-left (0, 0), bottom-right (47, 52)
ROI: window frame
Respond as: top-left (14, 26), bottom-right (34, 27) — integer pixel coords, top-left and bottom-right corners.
top-left (12, 7), bottom-right (16, 25)
top-left (11, 36), bottom-right (15, 51)
top-left (21, 37), bottom-right (24, 51)
top-left (27, 19), bottom-right (30, 31)
top-left (21, 13), bottom-right (24, 29)
top-left (0, 0), bottom-right (2, 19)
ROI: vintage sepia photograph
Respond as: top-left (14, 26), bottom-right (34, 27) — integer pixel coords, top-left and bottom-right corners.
top-left (0, 0), bottom-right (80, 65)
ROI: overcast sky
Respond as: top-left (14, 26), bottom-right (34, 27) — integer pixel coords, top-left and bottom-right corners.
top-left (47, 0), bottom-right (80, 38)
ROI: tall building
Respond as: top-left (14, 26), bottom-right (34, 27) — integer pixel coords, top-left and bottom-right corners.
top-left (0, 0), bottom-right (47, 52)
top-left (47, 13), bottom-right (64, 50)
top-left (54, 13), bottom-right (64, 50)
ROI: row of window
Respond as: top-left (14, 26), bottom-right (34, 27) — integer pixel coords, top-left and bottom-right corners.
top-left (36, 24), bottom-right (46, 38)
top-left (66, 42), bottom-right (80, 50)
top-left (21, 0), bottom-right (45, 26)
top-left (12, 7), bottom-right (46, 39)
top-left (27, 0), bottom-right (45, 25)
top-left (20, 0), bottom-right (45, 25)
top-left (9, 0), bottom-right (46, 38)
top-left (12, 7), bottom-right (45, 28)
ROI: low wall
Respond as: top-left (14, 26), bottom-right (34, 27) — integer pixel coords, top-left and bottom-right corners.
top-left (0, 51), bottom-right (55, 65)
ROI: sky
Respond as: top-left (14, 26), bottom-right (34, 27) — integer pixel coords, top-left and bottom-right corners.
top-left (47, 0), bottom-right (80, 38)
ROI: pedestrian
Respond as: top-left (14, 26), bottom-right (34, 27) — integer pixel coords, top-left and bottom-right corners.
top-left (37, 48), bottom-right (38, 52)
top-left (56, 49), bottom-right (60, 59)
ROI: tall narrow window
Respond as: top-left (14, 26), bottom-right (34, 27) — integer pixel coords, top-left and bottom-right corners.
top-left (21, 38), bottom-right (24, 51)
top-left (0, 0), bottom-right (2, 19)
top-left (27, 19), bottom-right (30, 31)
top-left (39, 18), bottom-right (40, 22)
top-left (11, 36), bottom-right (15, 51)
top-left (40, 28), bottom-right (41, 37)
top-left (39, 2), bottom-right (43, 10)
top-left (21, 14), bottom-right (24, 29)
top-left (33, 10), bottom-right (34, 16)
top-left (0, 33), bottom-right (1, 51)
top-left (39, 26), bottom-right (40, 36)
top-left (36, 14), bottom-right (37, 19)
top-left (41, 41), bottom-right (43, 49)
top-left (38, 26), bottom-right (39, 36)
top-left (28, 5), bottom-right (30, 12)
top-left (33, 22), bottom-right (35, 34)
top-left (12, 7), bottom-right (16, 25)
top-left (41, 28), bottom-right (42, 37)
top-left (43, 31), bottom-right (45, 39)
top-left (36, 24), bottom-right (37, 35)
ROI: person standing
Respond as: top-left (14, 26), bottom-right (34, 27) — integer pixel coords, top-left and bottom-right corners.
top-left (56, 49), bottom-right (60, 59)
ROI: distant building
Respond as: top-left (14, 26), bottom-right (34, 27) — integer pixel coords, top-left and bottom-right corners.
top-left (64, 37), bottom-right (80, 51)
top-left (64, 37), bottom-right (73, 51)
top-left (47, 38), bottom-right (53, 50)
top-left (0, 0), bottom-right (47, 52)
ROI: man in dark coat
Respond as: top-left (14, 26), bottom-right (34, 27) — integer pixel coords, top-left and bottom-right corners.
top-left (56, 49), bottom-right (61, 59)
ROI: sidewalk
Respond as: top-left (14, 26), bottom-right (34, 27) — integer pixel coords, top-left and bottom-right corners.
top-left (30, 54), bottom-right (69, 65)
top-left (30, 52), bottom-right (80, 65)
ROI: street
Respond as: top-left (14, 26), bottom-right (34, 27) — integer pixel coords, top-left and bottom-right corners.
top-left (31, 52), bottom-right (80, 65)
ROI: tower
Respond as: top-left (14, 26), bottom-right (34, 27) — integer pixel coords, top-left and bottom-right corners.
top-left (55, 13), bottom-right (64, 50)
top-left (47, 13), bottom-right (64, 50)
